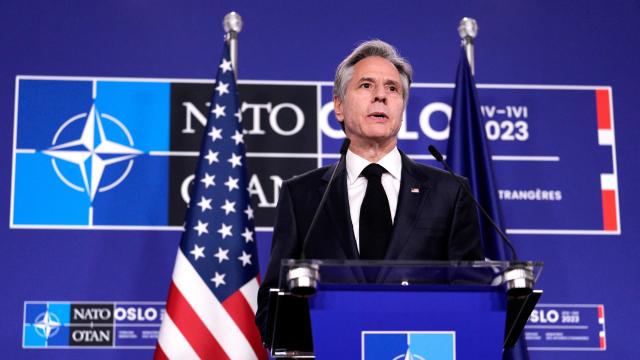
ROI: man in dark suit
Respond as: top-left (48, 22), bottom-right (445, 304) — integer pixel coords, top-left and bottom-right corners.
top-left (256, 39), bottom-right (483, 346)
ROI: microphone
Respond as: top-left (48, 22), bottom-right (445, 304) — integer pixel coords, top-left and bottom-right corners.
top-left (288, 138), bottom-right (350, 296)
top-left (300, 138), bottom-right (350, 259)
top-left (428, 145), bottom-right (534, 297)
top-left (427, 145), bottom-right (519, 261)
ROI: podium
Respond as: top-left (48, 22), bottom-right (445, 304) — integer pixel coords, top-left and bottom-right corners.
top-left (266, 260), bottom-right (542, 359)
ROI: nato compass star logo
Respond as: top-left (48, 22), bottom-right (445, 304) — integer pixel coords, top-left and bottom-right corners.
top-left (43, 104), bottom-right (142, 202)
top-left (392, 339), bottom-right (426, 360)
top-left (362, 331), bottom-right (455, 360)
top-left (13, 78), bottom-right (171, 228)
top-left (33, 311), bottom-right (62, 339)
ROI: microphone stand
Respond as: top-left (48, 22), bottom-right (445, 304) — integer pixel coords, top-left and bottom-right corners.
top-left (288, 138), bottom-right (351, 296)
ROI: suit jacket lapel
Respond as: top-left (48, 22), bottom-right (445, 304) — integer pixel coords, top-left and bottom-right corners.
top-left (384, 152), bottom-right (431, 260)
top-left (320, 162), bottom-right (359, 260)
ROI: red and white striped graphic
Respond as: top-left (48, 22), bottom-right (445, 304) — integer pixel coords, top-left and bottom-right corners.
top-left (596, 88), bottom-right (620, 233)
top-left (597, 305), bottom-right (606, 350)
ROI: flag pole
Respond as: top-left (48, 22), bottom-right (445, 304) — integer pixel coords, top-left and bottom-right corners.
top-left (458, 17), bottom-right (478, 75)
top-left (223, 12), bottom-right (243, 78)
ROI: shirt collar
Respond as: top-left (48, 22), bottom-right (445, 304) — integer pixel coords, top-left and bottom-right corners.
top-left (346, 147), bottom-right (402, 185)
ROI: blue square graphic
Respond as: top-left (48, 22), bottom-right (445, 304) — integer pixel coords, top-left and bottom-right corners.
top-left (13, 78), bottom-right (171, 228)
top-left (24, 303), bottom-right (47, 347)
top-left (46, 303), bottom-right (71, 347)
top-left (363, 331), bottom-right (455, 360)
top-left (23, 302), bottom-right (71, 348)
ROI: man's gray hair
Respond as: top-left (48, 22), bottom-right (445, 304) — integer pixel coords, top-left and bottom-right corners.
top-left (333, 39), bottom-right (413, 103)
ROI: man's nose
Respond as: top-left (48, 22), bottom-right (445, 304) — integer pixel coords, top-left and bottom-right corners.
top-left (373, 85), bottom-right (387, 104)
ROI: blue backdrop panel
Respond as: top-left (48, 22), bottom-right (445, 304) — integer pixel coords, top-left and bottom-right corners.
top-left (1, 1), bottom-right (639, 359)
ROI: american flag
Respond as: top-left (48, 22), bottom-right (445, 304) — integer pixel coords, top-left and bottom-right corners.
top-left (155, 42), bottom-right (266, 360)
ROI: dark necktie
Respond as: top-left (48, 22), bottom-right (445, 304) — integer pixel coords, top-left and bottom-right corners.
top-left (359, 163), bottom-right (392, 260)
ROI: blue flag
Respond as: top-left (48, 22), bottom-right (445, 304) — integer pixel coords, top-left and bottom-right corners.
top-left (446, 48), bottom-right (508, 261)
top-left (445, 48), bottom-right (529, 360)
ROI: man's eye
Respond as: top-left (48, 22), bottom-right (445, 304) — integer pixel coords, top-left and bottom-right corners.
top-left (388, 85), bottom-right (398, 92)
top-left (360, 83), bottom-right (371, 88)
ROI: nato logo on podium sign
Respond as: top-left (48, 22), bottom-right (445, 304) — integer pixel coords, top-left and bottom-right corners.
top-left (362, 331), bottom-right (455, 360)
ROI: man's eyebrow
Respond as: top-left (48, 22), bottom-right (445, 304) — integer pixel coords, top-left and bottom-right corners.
top-left (357, 77), bottom-right (375, 83)
top-left (356, 77), bottom-right (401, 88)
top-left (384, 79), bottom-right (401, 86)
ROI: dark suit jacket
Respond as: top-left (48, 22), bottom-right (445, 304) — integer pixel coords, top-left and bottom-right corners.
top-left (256, 151), bottom-right (483, 343)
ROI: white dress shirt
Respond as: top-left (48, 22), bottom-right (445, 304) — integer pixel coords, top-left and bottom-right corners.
top-left (345, 148), bottom-right (402, 252)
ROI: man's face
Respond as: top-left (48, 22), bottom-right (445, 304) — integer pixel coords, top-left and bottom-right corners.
top-left (334, 56), bottom-right (405, 148)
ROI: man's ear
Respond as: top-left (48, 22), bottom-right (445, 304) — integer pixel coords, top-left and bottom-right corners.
top-left (333, 96), bottom-right (344, 122)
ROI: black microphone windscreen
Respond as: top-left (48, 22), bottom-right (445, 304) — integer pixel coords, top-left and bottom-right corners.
top-left (428, 145), bottom-right (444, 162)
top-left (339, 138), bottom-right (351, 155)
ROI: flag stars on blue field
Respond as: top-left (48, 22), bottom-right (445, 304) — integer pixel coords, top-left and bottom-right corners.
top-left (194, 220), bottom-right (209, 236)
top-left (200, 173), bottom-right (215, 188)
top-left (214, 247), bottom-right (229, 263)
top-left (190, 244), bottom-right (205, 260)
top-left (219, 58), bottom-right (233, 73)
top-left (215, 81), bottom-right (229, 96)
top-left (228, 153), bottom-right (242, 168)
top-left (208, 126), bottom-right (223, 142)
top-left (212, 104), bottom-right (226, 118)
top-left (205, 150), bottom-right (219, 164)
top-left (238, 251), bottom-right (252, 267)
top-left (178, 46), bottom-right (258, 298)
top-left (231, 130), bottom-right (244, 145)
top-left (224, 176), bottom-right (239, 191)
top-left (218, 223), bottom-right (233, 239)
top-left (197, 196), bottom-right (212, 212)
top-left (211, 272), bottom-right (226, 288)
top-left (241, 227), bottom-right (254, 243)
top-left (221, 199), bottom-right (236, 215)
top-left (244, 205), bottom-right (254, 220)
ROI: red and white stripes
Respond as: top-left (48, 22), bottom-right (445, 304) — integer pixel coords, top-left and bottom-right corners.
top-left (155, 250), bottom-right (266, 360)
top-left (596, 88), bottom-right (620, 233)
